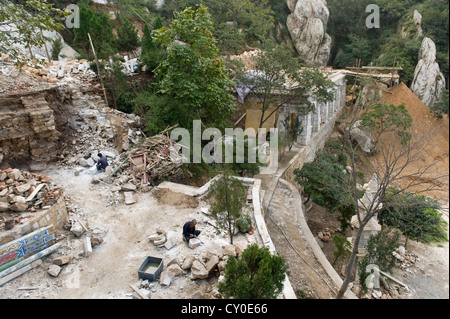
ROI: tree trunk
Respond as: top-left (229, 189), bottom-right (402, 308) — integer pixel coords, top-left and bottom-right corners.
top-left (336, 225), bottom-right (365, 299)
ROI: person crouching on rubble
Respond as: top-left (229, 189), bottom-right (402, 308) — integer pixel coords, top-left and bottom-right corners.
top-left (96, 153), bottom-right (109, 172)
top-left (183, 219), bottom-right (201, 243)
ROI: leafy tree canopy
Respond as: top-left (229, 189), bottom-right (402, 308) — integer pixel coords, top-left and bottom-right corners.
top-left (218, 243), bottom-right (287, 299)
top-left (154, 5), bottom-right (235, 131)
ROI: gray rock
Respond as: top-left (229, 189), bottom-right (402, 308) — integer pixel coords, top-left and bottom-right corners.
top-left (411, 37), bottom-right (446, 107)
top-left (0, 202), bottom-right (11, 212)
top-left (48, 264), bottom-right (62, 277)
top-left (349, 121), bottom-right (374, 153)
top-left (121, 183), bottom-right (137, 192)
top-left (10, 202), bottom-right (29, 212)
top-left (188, 238), bottom-right (201, 249)
top-left (205, 255), bottom-right (219, 273)
top-left (191, 261), bottom-right (209, 279)
top-left (182, 256), bottom-right (195, 270)
top-left (286, 0), bottom-right (331, 66)
top-left (70, 221), bottom-right (85, 237)
top-left (124, 192), bottom-right (136, 205)
top-left (52, 255), bottom-right (71, 266)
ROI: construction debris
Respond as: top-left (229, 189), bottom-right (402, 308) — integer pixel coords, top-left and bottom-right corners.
top-left (0, 168), bottom-right (62, 220)
top-left (120, 125), bottom-right (184, 184)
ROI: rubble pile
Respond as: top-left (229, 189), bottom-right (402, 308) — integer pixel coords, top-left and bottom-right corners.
top-left (20, 59), bottom-right (96, 84)
top-left (0, 168), bottom-right (62, 229)
top-left (120, 127), bottom-right (185, 184)
top-left (393, 246), bottom-right (419, 271)
top-left (141, 235), bottom-right (243, 293)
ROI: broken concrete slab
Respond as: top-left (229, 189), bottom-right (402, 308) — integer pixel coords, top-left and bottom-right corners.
top-left (181, 256), bottom-right (195, 270)
top-left (188, 238), bottom-right (201, 249)
top-left (121, 183), bottom-right (137, 192)
top-left (191, 260), bottom-right (209, 279)
top-left (167, 264), bottom-right (184, 277)
top-left (70, 221), bottom-right (85, 237)
top-left (159, 270), bottom-right (173, 286)
top-left (164, 231), bottom-right (177, 250)
top-left (52, 255), bottom-right (71, 266)
top-left (124, 192), bottom-right (136, 205)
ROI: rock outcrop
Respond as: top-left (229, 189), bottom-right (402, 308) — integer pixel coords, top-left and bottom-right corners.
top-left (410, 37), bottom-right (446, 107)
top-left (286, 0), bottom-right (331, 66)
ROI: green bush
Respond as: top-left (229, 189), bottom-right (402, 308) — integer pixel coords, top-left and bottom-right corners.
top-left (236, 214), bottom-right (253, 233)
top-left (218, 244), bottom-right (287, 299)
top-left (358, 228), bottom-right (401, 293)
top-left (294, 152), bottom-right (347, 211)
top-left (379, 191), bottom-right (448, 244)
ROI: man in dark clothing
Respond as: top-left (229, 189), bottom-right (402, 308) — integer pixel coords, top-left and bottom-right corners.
top-left (183, 219), bottom-right (201, 243)
top-left (96, 153), bottom-right (109, 172)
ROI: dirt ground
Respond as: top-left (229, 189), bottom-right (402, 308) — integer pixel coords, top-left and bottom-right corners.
top-left (0, 164), bottom-right (258, 299)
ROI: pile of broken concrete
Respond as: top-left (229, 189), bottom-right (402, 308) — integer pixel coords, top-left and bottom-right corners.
top-left (147, 227), bottom-right (249, 290)
top-left (0, 168), bottom-right (62, 229)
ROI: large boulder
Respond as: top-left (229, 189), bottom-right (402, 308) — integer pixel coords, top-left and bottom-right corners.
top-left (410, 37), bottom-right (446, 108)
top-left (286, 0), bottom-right (331, 66)
top-left (349, 121), bottom-right (374, 154)
top-left (191, 261), bottom-right (209, 280)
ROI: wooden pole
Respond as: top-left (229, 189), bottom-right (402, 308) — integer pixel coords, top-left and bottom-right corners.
top-left (0, 259), bottom-right (42, 287)
top-left (0, 243), bottom-right (60, 279)
top-left (87, 33), bottom-right (108, 106)
top-left (87, 32), bottom-right (117, 147)
top-left (40, 29), bottom-right (51, 62)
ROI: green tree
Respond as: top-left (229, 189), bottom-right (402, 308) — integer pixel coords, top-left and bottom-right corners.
top-left (430, 89), bottom-right (449, 119)
top-left (117, 18), bottom-right (140, 54)
top-left (154, 5), bottom-right (235, 131)
top-left (379, 191), bottom-right (448, 245)
top-left (294, 152), bottom-right (347, 210)
top-left (51, 36), bottom-right (63, 60)
top-left (207, 169), bottom-right (247, 244)
top-left (73, 4), bottom-right (117, 59)
top-left (357, 227), bottom-right (401, 293)
top-left (218, 243), bottom-right (287, 299)
top-left (0, 0), bottom-right (66, 65)
top-left (140, 23), bottom-right (165, 72)
top-left (360, 103), bottom-right (413, 148)
top-left (332, 235), bottom-right (352, 267)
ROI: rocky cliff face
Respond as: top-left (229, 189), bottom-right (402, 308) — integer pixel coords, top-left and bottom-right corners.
top-left (410, 37), bottom-right (446, 107)
top-left (286, 0), bottom-right (331, 66)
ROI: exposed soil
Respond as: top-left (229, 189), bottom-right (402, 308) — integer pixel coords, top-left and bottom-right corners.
top-left (153, 188), bottom-right (200, 209)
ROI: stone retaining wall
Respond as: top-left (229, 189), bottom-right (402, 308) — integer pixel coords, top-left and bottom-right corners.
top-left (0, 195), bottom-right (67, 246)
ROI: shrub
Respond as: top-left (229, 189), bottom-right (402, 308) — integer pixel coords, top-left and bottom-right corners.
top-left (218, 244), bottom-right (287, 299)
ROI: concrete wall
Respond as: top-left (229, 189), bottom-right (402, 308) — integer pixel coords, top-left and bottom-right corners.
top-left (282, 72), bottom-right (347, 184)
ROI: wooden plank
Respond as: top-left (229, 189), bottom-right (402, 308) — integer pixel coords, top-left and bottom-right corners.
top-left (0, 259), bottom-right (42, 287)
top-left (0, 232), bottom-right (55, 267)
top-left (379, 270), bottom-right (409, 289)
top-left (0, 243), bottom-right (60, 279)
top-left (25, 183), bottom-right (45, 202)
top-left (0, 226), bottom-right (53, 258)
top-left (129, 284), bottom-right (149, 299)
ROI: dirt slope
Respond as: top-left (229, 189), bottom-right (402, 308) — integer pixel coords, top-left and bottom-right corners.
top-left (379, 82), bottom-right (449, 203)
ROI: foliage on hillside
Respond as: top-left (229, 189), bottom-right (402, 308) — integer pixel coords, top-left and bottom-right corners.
top-left (327, 0), bottom-right (449, 87)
